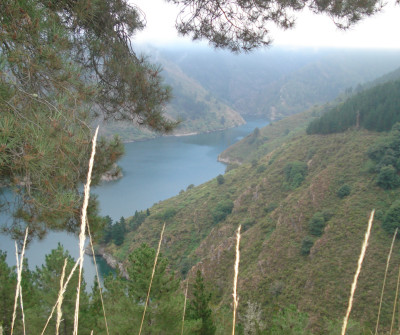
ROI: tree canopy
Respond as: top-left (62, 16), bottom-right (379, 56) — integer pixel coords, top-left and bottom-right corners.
top-left (0, 0), bottom-right (175, 241)
top-left (167, 0), bottom-right (388, 52)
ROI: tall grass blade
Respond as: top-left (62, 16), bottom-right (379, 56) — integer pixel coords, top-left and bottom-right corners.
top-left (73, 126), bottom-right (99, 335)
top-left (390, 264), bottom-right (400, 334)
top-left (41, 258), bottom-right (80, 335)
top-left (87, 221), bottom-right (110, 335)
top-left (56, 259), bottom-right (67, 335)
top-left (138, 222), bottom-right (166, 335)
top-left (375, 228), bottom-right (398, 335)
top-left (181, 279), bottom-right (189, 335)
top-left (232, 225), bottom-right (241, 335)
top-left (341, 210), bottom-right (375, 335)
top-left (11, 227), bottom-right (28, 335)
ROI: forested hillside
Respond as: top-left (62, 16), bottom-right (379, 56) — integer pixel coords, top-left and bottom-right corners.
top-left (307, 80), bottom-right (400, 134)
top-left (96, 110), bottom-right (400, 334)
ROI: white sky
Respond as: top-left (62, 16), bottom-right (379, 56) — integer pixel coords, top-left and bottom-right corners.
top-left (131, 0), bottom-right (400, 49)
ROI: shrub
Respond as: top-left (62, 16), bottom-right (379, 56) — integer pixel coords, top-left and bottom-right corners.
top-left (382, 200), bottom-right (400, 236)
top-left (217, 174), bottom-right (225, 185)
top-left (226, 163), bottom-right (239, 172)
top-left (241, 218), bottom-right (256, 231)
top-left (309, 212), bottom-right (326, 237)
top-left (381, 166), bottom-right (400, 188)
top-left (337, 184), bottom-right (351, 198)
top-left (376, 165), bottom-right (400, 189)
top-left (155, 207), bottom-right (177, 221)
top-left (375, 209), bottom-right (384, 221)
top-left (301, 236), bottom-right (314, 255)
top-left (283, 161), bottom-right (308, 189)
top-left (211, 199), bottom-right (234, 223)
top-left (264, 202), bottom-right (278, 213)
top-left (257, 164), bottom-right (267, 173)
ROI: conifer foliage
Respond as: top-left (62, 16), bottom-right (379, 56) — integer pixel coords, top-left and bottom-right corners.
top-left (187, 270), bottom-right (216, 335)
top-left (0, 0), bottom-right (174, 241)
top-left (306, 80), bottom-right (400, 135)
top-left (167, 0), bottom-right (384, 52)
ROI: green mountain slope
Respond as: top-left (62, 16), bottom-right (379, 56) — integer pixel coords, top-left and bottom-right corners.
top-left (307, 80), bottom-right (400, 134)
top-left (98, 58), bottom-right (245, 142)
top-left (100, 107), bottom-right (400, 332)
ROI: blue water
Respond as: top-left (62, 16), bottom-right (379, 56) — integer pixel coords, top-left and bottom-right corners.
top-left (94, 119), bottom-right (268, 220)
top-left (0, 118), bottom-right (268, 285)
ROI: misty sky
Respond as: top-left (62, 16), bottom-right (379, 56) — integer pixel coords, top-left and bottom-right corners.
top-left (131, 0), bottom-right (400, 49)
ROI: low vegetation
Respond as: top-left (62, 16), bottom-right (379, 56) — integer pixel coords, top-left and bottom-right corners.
top-left (98, 108), bottom-right (400, 332)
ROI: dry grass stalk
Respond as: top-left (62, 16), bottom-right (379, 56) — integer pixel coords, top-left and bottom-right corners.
top-left (375, 228), bottom-right (398, 335)
top-left (87, 220), bottom-right (110, 335)
top-left (138, 222), bottom-right (166, 335)
top-left (56, 259), bottom-right (67, 335)
top-left (11, 227), bottom-right (28, 335)
top-left (73, 126), bottom-right (99, 335)
top-left (341, 210), bottom-right (375, 335)
top-left (181, 279), bottom-right (189, 335)
top-left (41, 258), bottom-right (80, 335)
top-left (390, 264), bottom-right (400, 334)
top-left (232, 225), bottom-right (241, 335)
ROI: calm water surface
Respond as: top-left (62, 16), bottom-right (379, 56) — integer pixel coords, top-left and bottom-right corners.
top-left (0, 118), bottom-right (268, 285)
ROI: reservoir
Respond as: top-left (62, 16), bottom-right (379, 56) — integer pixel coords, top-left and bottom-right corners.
top-left (0, 118), bottom-right (268, 285)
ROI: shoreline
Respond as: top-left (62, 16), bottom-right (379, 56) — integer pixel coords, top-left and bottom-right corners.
top-left (121, 122), bottom-right (247, 144)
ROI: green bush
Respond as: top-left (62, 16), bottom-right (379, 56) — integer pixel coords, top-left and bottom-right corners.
top-left (225, 163), bottom-right (239, 172)
top-left (217, 174), bottom-right (225, 185)
top-left (283, 161), bottom-right (308, 189)
top-left (155, 207), bottom-right (177, 221)
top-left (301, 236), bottom-right (314, 255)
top-left (337, 184), bottom-right (351, 198)
top-left (269, 305), bottom-right (311, 334)
top-left (264, 202), bottom-right (278, 213)
top-left (321, 209), bottom-right (334, 221)
top-left (211, 199), bottom-right (234, 223)
top-left (309, 212), bottom-right (326, 237)
top-left (382, 200), bottom-right (400, 236)
top-left (256, 164), bottom-right (267, 173)
top-left (241, 218), bottom-right (256, 231)
top-left (375, 209), bottom-right (384, 221)
top-left (376, 165), bottom-right (400, 189)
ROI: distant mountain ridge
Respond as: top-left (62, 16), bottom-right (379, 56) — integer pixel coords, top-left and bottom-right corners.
top-left (160, 46), bottom-right (400, 119)
top-left (100, 46), bottom-right (400, 141)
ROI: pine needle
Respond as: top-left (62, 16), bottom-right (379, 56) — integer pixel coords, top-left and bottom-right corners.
top-left (87, 220), bottom-right (110, 335)
top-left (73, 126), bottom-right (99, 335)
top-left (341, 210), bottom-right (375, 335)
top-left (11, 227), bottom-right (28, 335)
top-left (138, 222), bottom-right (166, 335)
top-left (56, 259), bottom-right (67, 335)
top-left (181, 279), bottom-right (189, 335)
top-left (390, 264), bottom-right (400, 335)
top-left (232, 225), bottom-right (241, 335)
top-left (375, 228), bottom-right (398, 335)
